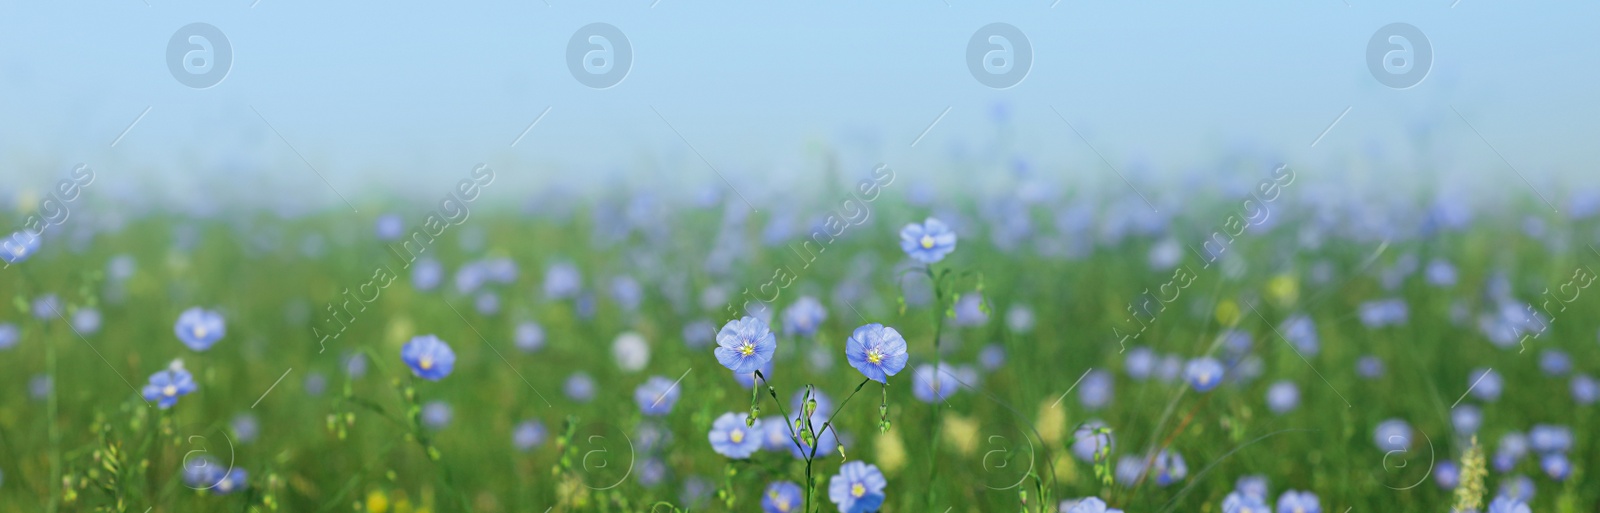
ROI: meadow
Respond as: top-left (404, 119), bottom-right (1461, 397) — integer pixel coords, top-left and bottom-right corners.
top-left (0, 162), bottom-right (1594, 513)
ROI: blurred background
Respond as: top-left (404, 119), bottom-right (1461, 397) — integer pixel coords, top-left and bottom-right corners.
top-left (2, 1), bottom-right (1598, 206)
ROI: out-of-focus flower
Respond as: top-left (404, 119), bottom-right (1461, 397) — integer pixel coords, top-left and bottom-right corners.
top-left (515, 321), bottom-right (545, 353)
top-left (1275, 490), bottom-right (1320, 513)
top-left (142, 368), bottom-right (197, 409)
top-left (1469, 368), bottom-right (1502, 402)
top-left (708, 412), bottom-right (762, 459)
top-left (175, 307), bottom-right (225, 351)
top-left (1079, 369), bottom-right (1114, 409)
top-left (401, 335), bottom-right (455, 381)
top-left (544, 262), bottom-right (582, 300)
top-left (1375, 419), bottom-right (1412, 452)
top-left (1185, 357), bottom-right (1225, 392)
top-left (411, 258), bottom-right (443, 291)
top-left (565, 372), bottom-right (596, 402)
top-left (761, 481), bottom-right (803, 513)
top-left (635, 376), bottom-right (681, 416)
top-left (613, 331), bottom-right (651, 372)
top-left (0, 231), bottom-right (41, 264)
top-left (421, 401), bottom-right (451, 429)
top-left (899, 218), bottom-right (957, 265)
top-left (513, 420), bottom-right (547, 451)
top-left (375, 214), bottom-right (403, 241)
top-left (782, 296), bottom-right (828, 338)
top-left (1266, 381), bottom-right (1299, 414)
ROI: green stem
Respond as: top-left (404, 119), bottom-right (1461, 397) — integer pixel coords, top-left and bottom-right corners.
top-left (923, 266), bottom-right (947, 509)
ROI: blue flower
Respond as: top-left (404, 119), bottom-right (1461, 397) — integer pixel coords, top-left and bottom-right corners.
top-left (761, 481), bottom-right (803, 513)
top-left (231, 414), bottom-right (259, 444)
top-left (0, 323), bottom-right (18, 350)
top-left (1070, 421), bottom-right (1113, 462)
top-left (714, 316), bottom-right (777, 375)
top-left (1435, 460), bottom-right (1460, 489)
top-left (1539, 349), bottom-right (1571, 376)
top-left (213, 468), bottom-right (248, 495)
top-left (1185, 357), bottom-right (1225, 392)
top-left (912, 363), bottom-right (969, 403)
top-left (953, 294), bottom-right (989, 326)
top-left (827, 461), bottom-right (887, 513)
top-left (1079, 369), bottom-right (1113, 409)
top-left (401, 335), bottom-right (456, 381)
top-left (1453, 405), bottom-right (1482, 435)
top-left (1573, 374), bottom-right (1598, 404)
top-left (782, 296), bottom-right (828, 337)
top-left (1426, 259), bottom-right (1457, 286)
top-left (1487, 496), bottom-right (1530, 513)
top-left (515, 321), bottom-right (545, 353)
top-left (1356, 355), bottom-right (1385, 379)
top-left (343, 352), bottom-right (367, 378)
top-left (760, 416), bottom-right (794, 452)
top-left (181, 455), bottom-right (224, 489)
top-left (845, 324), bottom-right (909, 383)
top-left (565, 372), bottom-right (596, 402)
top-left (142, 368), bottom-right (196, 409)
top-left (788, 424), bottom-right (837, 460)
top-left (683, 319), bottom-right (715, 349)
top-left (733, 359), bottom-right (774, 389)
top-left (1266, 381), bottom-right (1299, 414)
top-left (1374, 419), bottom-right (1412, 451)
top-left (1115, 455), bottom-right (1146, 484)
top-left (1235, 475), bottom-right (1268, 500)
top-left (638, 457), bottom-right (667, 487)
top-left (375, 213), bottom-right (404, 241)
top-left (610, 275), bottom-right (643, 311)
top-left (1006, 304), bottom-right (1035, 334)
top-left (1498, 474), bottom-right (1534, 502)
top-left (544, 262), bottom-right (582, 300)
top-left (899, 217), bottom-right (957, 264)
top-left (72, 308), bottom-right (101, 335)
top-left (979, 344), bottom-right (1006, 371)
top-left (1222, 491), bottom-right (1269, 513)
top-left (1275, 490), bottom-right (1319, 513)
top-left (1125, 347), bottom-right (1155, 380)
top-left (1529, 424), bottom-right (1571, 453)
top-left (1469, 368), bottom-right (1503, 402)
top-left (174, 307), bottom-right (225, 351)
top-left (635, 376), bottom-right (681, 416)
top-left (421, 401), bottom-right (452, 429)
top-left (1357, 298), bottom-right (1408, 328)
top-left (411, 258), bottom-right (443, 291)
top-left (635, 421), bottom-right (673, 453)
top-left (708, 412), bottom-right (763, 459)
top-left (513, 419), bottom-right (547, 451)
top-left (1541, 453), bottom-right (1570, 480)
top-left (1152, 449), bottom-right (1186, 486)
top-left (1280, 314), bottom-right (1318, 356)
top-left (0, 231), bottom-right (41, 265)
top-left (1066, 497), bottom-right (1125, 513)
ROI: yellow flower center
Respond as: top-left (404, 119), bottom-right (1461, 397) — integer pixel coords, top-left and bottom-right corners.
top-left (163, 385), bottom-right (177, 397)
top-left (851, 483), bottom-right (865, 498)
top-left (740, 342), bottom-right (754, 356)
top-left (193, 325), bottom-right (207, 339)
top-left (867, 349), bottom-right (882, 364)
top-left (776, 498), bottom-right (791, 512)
top-left (730, 429), bottom-right (744, 444)
top-left (1293, 508), bottom-right (1304, 513)
top-left (920, 234), bottom-right (935, 249)
top-left (419, 357), bottom-right (434, 370)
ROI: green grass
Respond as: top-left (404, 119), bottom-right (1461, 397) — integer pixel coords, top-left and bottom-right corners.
top-left (0, 195), bottom-right (1594, 513)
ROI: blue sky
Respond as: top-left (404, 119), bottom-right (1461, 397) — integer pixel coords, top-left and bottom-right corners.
top-left (2, 0), bottom-right (1596, 207)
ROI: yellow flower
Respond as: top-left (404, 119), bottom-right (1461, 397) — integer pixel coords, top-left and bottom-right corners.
top-left (1035, 400), bottom-right (1067, 446)
top-left (875, 430), bottom-right (907, 475)
top-left (941, 414), bottom-right (980, 457)
top-left (1215, 299), bottom-right (1241, 326)
top-left (365, 490), bottom-right (390, 513)
top-left (1266, 274), bottom-right (1298, 306)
